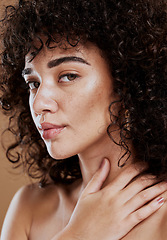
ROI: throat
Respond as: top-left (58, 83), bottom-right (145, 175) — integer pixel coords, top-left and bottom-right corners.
top-left (78, 138), bottom-right (132, 188)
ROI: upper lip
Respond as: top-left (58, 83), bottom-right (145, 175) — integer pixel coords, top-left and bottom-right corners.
top-left (39, 122), bottom-right (65, 130)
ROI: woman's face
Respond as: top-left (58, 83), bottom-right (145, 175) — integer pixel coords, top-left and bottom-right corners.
top-left (23, 42), bottom-right (117, 159)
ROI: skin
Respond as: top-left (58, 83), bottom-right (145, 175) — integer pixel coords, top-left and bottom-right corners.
top-left (26, 43), bottom-right (114, 163)
top-left (1, 42), bottom-right (167, 240)
top-left (25, 42), bottom-right (125, 186)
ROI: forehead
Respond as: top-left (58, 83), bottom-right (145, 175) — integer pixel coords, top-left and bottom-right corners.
top-left (24, 41), bottom-right (104, 67)
top-left (25, 44), bottom-right (82, 63)
top-left (25, 34), bottom-right (85, 62)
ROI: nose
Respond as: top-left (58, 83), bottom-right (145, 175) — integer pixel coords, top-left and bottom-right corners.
top-left (31, 83), bottom-right (59, 115)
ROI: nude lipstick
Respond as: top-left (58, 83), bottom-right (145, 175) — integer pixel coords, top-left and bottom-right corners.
top-left (39, 123), bottom-right (65, 140)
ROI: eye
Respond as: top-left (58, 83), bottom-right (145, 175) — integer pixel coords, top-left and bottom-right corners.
top-left (26, 81), bottom-right (40, 90)
top-left (59, 73), bottom-right (79, 82)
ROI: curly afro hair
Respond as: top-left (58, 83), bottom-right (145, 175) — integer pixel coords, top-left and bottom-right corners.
top-left (0, 0), bottom-right (167, 186)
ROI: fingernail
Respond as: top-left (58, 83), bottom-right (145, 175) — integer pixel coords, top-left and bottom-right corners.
top-left (157, 197), bottom-right (165, 205)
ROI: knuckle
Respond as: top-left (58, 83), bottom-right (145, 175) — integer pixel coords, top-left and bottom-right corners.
top-left (126, 214), bottom-right (138, 227)
top-left (138, 176), bottom-right (148, 187)
top-left (158, 182), bottom-right (167, 190)
top-left (139, 191), bottom-right (148, 201)
top-left (142, 204), bottom-right (155, 217)
top-left (135, 211), bottom-right (144, 222)
top-left (147, 203), bottom-right (154, 212)
top-left (137, 175), bottom-right (155, 188)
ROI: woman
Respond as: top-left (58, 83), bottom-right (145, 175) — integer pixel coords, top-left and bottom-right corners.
top-left (0, 0), bottom-right (167, 239)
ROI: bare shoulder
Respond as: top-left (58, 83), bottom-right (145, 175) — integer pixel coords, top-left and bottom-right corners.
top-left (1, 183), bottom-right (60, 240)
top-left (122, 191), bottom-right (167, 240)
top-left (159, 197), bottom-right (167, 239)
top-left (152, 191), bottom-right (167, 239)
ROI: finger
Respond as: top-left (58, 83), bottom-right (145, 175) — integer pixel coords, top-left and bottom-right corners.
top-left (128, 196), bottom-right (165, 227)
top-left (125, 181), bottom-right (167, 214)
top-left (103, 162), bottom-right (148, 192)
top-left (82, 158), bottom-right (110, 196)
top-left (121, 174), bottom-right (158, 202)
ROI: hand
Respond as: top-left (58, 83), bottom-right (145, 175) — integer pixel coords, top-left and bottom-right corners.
top-left (63, 159), bottom-right (167, 240)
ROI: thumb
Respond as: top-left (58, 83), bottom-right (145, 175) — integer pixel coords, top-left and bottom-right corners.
top-left (82, 158), bottom-right (110, 196)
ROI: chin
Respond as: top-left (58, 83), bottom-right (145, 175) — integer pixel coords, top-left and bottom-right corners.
top-left (47, 148), bottom-right (76, 160)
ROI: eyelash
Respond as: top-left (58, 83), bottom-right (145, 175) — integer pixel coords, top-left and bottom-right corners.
top-left (25, 73), bottom-right (79, 90)
top-left (58, 73), bottom-right (79, 82)
top-left (26, 81), bottom-right (40, 90)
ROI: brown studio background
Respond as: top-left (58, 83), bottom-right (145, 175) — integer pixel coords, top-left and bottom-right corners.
top-left (0, 0), bottom-right (29, 231)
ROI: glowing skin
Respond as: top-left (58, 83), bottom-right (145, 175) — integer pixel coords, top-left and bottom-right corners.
top-left (24, 43), bottom-right (116, 155)
top-left (2, 43), bottom-right (167, 240)
top-left (23, 42), bottom-right (125, 186)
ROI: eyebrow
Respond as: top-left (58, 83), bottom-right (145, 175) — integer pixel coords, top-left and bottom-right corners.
top-left (47, 56), bottom-right (90, 68)
top-left (22, 56), bottom-right (90, 77)
top-left (22, 68), bottom-right (32, 77)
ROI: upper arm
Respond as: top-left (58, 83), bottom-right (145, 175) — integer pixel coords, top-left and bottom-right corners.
top-left (1, 186), bottom-right (33, 240)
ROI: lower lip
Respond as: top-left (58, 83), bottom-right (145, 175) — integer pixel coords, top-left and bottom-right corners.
top-left (42, 127), bottom-right (65, 140)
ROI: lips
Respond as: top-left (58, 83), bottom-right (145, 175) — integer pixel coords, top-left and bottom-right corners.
top-left (39, 122), bottom-right (66, 140)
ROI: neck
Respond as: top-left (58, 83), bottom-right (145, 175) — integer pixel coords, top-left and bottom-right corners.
top-left (78, 134), bottom-right (133, 188)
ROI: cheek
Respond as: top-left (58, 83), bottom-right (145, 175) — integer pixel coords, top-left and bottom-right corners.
top-left (68, 82), bottom-right (111, 127)
top-left (86, 79), bottom-right (112, 113)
